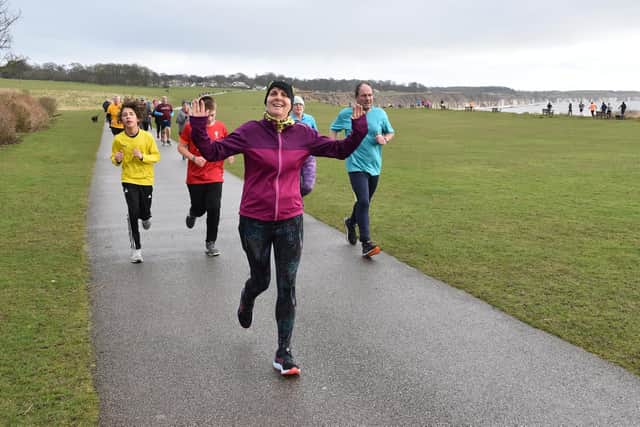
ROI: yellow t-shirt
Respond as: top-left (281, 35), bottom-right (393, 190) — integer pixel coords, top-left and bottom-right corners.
top-left (107, 103), bottom-right (124, 129)
top-left (111, 129), bottom-right (160, 185)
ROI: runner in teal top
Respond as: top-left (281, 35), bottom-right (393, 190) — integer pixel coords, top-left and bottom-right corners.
top-left (330, 103), bottom-right (393, 176)
top-left (330, 82), bottom-right (395, 257)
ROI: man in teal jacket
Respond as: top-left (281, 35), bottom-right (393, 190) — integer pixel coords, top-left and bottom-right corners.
top-left (330, 82), bottom-right (395, 258)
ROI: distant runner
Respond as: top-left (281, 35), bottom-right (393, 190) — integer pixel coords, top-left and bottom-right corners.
top-left (154, 96), bottom-right (173, 146)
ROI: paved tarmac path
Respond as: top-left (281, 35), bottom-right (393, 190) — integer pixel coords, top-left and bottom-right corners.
top-left (89, 124), bottom-right (640, 426)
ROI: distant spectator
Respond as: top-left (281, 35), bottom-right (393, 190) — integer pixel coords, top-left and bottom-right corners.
top-left (579, 101), bottom-right (585, 114)
top-left (589, 101), bottom-right (596, 118)
top-left (546, 101), bottom-right (552, 113)
top-left (620, 101), bottom-right (627, 119)
top-left (568, 102), bottom-right (572, 116)
top-left (606, 103), bottom-right (612, 119)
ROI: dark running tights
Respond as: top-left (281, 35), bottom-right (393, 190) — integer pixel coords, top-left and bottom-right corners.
top-left (347, 171), bottom-right (379, 242)
top-left (187, 182), bottom-right (222, 243)
top-left (238, 214), bottom-right (303, 350)
top-left (122, 183), bottom-right (152, 250)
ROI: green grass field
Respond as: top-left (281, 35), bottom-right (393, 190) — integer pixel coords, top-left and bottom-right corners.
top-left (1, 79), bottom-right (639, 423)
top-left (228, 95), bottom-right (640, 376)
top-left (0, 110), bottom-right (101, 424)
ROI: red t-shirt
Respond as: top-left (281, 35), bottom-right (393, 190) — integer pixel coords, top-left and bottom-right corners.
top-left (180, 121), bottom-right (228, 184)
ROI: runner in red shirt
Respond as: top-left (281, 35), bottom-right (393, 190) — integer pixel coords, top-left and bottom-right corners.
top-left (178, 95), bottom-right (234, 256)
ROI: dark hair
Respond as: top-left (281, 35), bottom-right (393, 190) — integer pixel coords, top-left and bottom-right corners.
top-left (199, 95), bottom-right (216, 111)
top-left (355, 81), bottom-right (373, 97)
top-left (118, 100), bottom-right (142, 123)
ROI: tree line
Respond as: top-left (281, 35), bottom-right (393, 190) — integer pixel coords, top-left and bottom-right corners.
top-left (2, 57), bottom-right (638, 105)
top-left (0, 57), bottom-right (432, 93)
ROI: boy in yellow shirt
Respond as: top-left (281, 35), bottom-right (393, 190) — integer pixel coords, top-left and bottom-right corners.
top-left (111, 100), bottom-right (160, 263)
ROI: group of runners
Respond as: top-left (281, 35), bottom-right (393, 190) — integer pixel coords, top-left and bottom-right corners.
top-left (109, 81), bottom-right (395, 377)
top-left (103, 95), bottom-right (175, 145)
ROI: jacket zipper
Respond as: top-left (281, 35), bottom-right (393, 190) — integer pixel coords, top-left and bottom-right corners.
top-left (274, 132), bottom-right (283, 221)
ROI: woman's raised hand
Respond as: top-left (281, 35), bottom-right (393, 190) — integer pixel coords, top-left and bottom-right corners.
top-left (190, 99), bottom-right (208, 118)
top-left (351, 103), bottom-right (364, 119)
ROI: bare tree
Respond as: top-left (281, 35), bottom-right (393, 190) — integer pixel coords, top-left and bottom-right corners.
top-left (0, 0), bottom-right (20, 53)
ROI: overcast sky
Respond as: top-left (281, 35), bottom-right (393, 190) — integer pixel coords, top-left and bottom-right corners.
top-left (10, 0), bottom-right (640, 91)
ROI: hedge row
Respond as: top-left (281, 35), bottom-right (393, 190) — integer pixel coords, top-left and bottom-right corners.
top-left (0, 92), bottom-right (57, 145)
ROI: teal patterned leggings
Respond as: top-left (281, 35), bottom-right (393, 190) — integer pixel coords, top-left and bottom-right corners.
top-left (238, 214), bottom-right (303, 350)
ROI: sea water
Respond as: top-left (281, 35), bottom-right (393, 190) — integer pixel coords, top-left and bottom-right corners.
top-left (480, 100), bottom-right (640, 115)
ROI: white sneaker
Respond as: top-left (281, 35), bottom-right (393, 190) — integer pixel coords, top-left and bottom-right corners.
top-left (130, 249), bottom-right (143, 263)
top-left (141, 218), bottom-right (151, 230)
top-left (205, 241), bottom-right (220, 257)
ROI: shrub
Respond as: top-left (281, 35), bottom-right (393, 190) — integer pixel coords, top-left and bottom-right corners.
top-left (9, 95), bottom-right (31, 132)
top-left (0, 103), bottom-right (18, 145)
top-left (0, 92), bottom-right (52, 144)
top-left (0, 93), bottom-right (49, 133)
top-left (38, 96), bottom-right (58, 117)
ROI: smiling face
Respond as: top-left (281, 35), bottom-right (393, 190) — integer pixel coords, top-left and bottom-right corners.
top-left (265, 87), bottom-right (292, 120)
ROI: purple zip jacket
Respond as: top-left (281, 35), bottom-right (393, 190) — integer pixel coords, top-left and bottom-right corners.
top-left (191, 114), bottom-right (367, 221)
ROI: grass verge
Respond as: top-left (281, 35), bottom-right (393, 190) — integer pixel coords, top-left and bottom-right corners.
top-left (229, 105), bottom-right (640, 376)
top-left (0, 111), bottom-right (100, 425)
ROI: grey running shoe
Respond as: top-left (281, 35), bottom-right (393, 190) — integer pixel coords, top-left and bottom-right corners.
top-left (141, 218), bottom-right (151, 230)
top-left (205, 241), bottom-right (220, 257)
top-left (344, 217), bottom-right (357, 245)
top-left (130, 249), bottom-right (143, 263)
